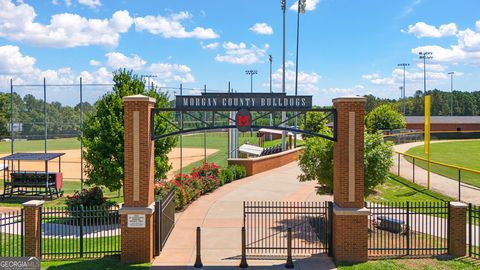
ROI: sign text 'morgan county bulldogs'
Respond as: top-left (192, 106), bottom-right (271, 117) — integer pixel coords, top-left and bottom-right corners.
top-left (176, 93), bottom-right (313, 110)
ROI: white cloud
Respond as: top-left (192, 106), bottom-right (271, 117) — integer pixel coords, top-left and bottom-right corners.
top-left (78, 0), bottom-right (101, 8)
top-left (0, 44), bottom-right (112, 88)
top-left (0, 45), bottom-right (36, 75)
top-left (52, 0), bottom-right (101, 8)
top-left (0, 0), bottom-right (133, 48)
top-left (215, 42), bottom-right (269, 65)
top-left (89, 59), bottom-right (101, 66)
top-left (249, 23), bottom-right (273, 35)
top-left (105, 52), bottom-right (146, 70)
top-left (289, 0), bottom-right (320, 12)
top-left (409, 20), bottom-right (480, 65)
top-left (415, 63), bottom-right (447, 72)
top-left (201, 42), bottom-right (219, 50)
top-left (405, 22), bottom-right (457, 38)
top-left (134, 11), bottom-right (219, 39)
top-left (147, 62), bottom-right (195, 83)
top-left (263, 62), bottom-right (321, 93)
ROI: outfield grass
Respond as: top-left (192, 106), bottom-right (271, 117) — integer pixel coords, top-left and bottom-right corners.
top-left (405, 140), bottom-right (480, 188)
top-left (0, 138), bottom-right (80, 154)
top-left (367, 174), bottom-right (453, 204)
top-left (337, 257), bottom-right (478, 270)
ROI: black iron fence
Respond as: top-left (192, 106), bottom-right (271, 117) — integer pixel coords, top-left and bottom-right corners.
top-left (367, 201), bottom-right (449, 257)
top-left (469, 204), bottom-right (480, 259)
top-left (243, 201), bottom-right (331, 256)
top-left (40, 205), bottom-right (121, 259)
top-left (0, 210), bottom-right (24, 257)
top-left (155, 189), bottom-right (176, 256)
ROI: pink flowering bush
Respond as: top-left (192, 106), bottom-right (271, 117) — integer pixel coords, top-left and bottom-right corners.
top-left (154, 162), bottom-right (234, 210)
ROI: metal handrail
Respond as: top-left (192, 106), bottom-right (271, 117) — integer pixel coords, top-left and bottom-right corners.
top-left (395, 151), bottom-right (480, 175)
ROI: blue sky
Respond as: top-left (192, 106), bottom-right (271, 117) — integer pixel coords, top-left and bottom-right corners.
top-left (0, 0), bottom-right (479, 105)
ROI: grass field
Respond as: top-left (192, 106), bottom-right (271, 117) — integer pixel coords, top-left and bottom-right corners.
top-left (41, 258), bottom-right (149, 270)
top-left (0, 138), bottom-right (80, 153)
top-left (367, 174), bottom-right (453, 204)
top-left (405, 140), bottom-right (480, 187)
top-left (337, 257), bottom-right (479, 270)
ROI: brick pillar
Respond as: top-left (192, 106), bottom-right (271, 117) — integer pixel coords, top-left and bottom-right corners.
top-left (23, 200), bottom-right (44, 258)
top-left (331, 96), bottom-right (369, 263)
top-left (448, 202), bottom-right (467, 257)
top-left (120, 95), bottom-right (156, 263)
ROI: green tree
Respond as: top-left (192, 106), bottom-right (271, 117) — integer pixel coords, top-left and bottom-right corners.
top-left (0, 93), bottom-right (9, 137)
top-left (301, 109), bottom-right (331, 138)
top-left (81, 70), bottom-right (177, 191)
top-left (298, 132), bottom-right (393, 194)
top-left (365, 104), bottom-right (406, 132)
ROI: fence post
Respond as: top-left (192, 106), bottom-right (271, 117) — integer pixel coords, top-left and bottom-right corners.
top-left (194, 227), bottom-right (203, 268)
top-left (327, 201), bottom-right (333, 257)
top-left (406, 201), bottom-right (410, 256)
top-left (397, 153), bottom-right (400, 176)
top-left (468, 203), bottom-right (472, 257)
top-left (239, 227), bottom-right (248, 268)
top-left (412, 157), bottom-right (415, 183)
top-left (22, 200), bottom-right (44, 258)
top-left (79, 205), bottom-right (84, 258)
top-left (458, 169), bottom-right (461, 201)
top-left (286, 228), bottom-right (294, 269)
top-left (448, 202), bottom-right (467, 257)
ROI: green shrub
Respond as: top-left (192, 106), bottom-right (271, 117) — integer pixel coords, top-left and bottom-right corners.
top-left (66, 186), bottom-right (115, 209)
top-left (230, 165), bottom-right (247, 180)
top-left (220, 168), bottom-right (235, 184)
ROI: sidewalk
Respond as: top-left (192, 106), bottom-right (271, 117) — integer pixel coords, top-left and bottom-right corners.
top-left (151, 162), bottom-right (336, 270)
top-left (392, 141), bottom-right (480, 205)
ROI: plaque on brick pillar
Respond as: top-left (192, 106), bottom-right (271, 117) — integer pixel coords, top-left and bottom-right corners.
top-left (121, 94), bottom-right (156, 264)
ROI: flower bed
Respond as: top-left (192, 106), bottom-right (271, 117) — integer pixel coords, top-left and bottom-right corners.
top-left (155, 162), bottom-right (246, 210)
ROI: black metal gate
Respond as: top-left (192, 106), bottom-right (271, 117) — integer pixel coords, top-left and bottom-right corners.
top-left (155, 189), bottom-right (176, 256)
top-left (243, 201), bottom-right (332, 256)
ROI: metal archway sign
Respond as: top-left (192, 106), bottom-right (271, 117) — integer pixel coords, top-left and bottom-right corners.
top-left (150, 92), bottom-right (337, 141)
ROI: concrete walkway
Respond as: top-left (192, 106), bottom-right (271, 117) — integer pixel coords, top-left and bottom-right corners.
top-left (151, 162), bottom-right (335, 270)
top-left (392, 140), bottom-right (480, 205)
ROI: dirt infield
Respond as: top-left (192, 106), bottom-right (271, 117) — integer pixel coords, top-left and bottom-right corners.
top-left (0, 148), bottom-right (218, 180)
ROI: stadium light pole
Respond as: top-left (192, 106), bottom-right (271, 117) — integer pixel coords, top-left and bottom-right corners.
top-left (293, 0), bottom-right (306, 148)
top-left (419, 52), bottom-right (433, 94)
top-left (397, 63), bottom-right (409, 114)
top-left (245, 70), bottom-right (258, 93)
top-left (281, 0), bottom-right (287, 151)
top-left (448, 72), bottom-right (454, 116)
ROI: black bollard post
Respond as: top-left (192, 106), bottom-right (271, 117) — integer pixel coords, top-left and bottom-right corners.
top-left (194, 227), bottom-right (203, 268)
top-left (285, 228), bottom-right (294, 269)
top-left (239, 227), bottom-right (249, 268)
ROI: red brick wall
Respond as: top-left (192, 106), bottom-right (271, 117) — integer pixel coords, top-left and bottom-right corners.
top-left (407, 123), bottom-right (480, 131)
top-left (228, 148), bottom-right (303, 176)
top-left (121, 214), bottom-right (154, 263)
top-left (332, 214), bottom-right (368, 262)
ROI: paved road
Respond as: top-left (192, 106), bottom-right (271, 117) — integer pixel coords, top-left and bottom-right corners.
top-left (392, 140), bottom-right (480, 205)
top-left (151, 162), bottom-right (336, 270)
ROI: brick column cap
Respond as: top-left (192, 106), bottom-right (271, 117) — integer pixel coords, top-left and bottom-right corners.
top-left (119, 202), bottom-right (156, 215)
top-left (333, 203), bottom-right (370, 216)
top-left (332, 96), bottom-right (366, 103)
top-left (450, 202), bottom-right (468, 208)
top-left (22, 200), bottom-right (45, 207)
top-left (123, 94), bottom-right (156, 103)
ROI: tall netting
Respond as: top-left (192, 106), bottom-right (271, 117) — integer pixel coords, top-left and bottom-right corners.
top-left (0, 81), bottom-right (113, 194)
